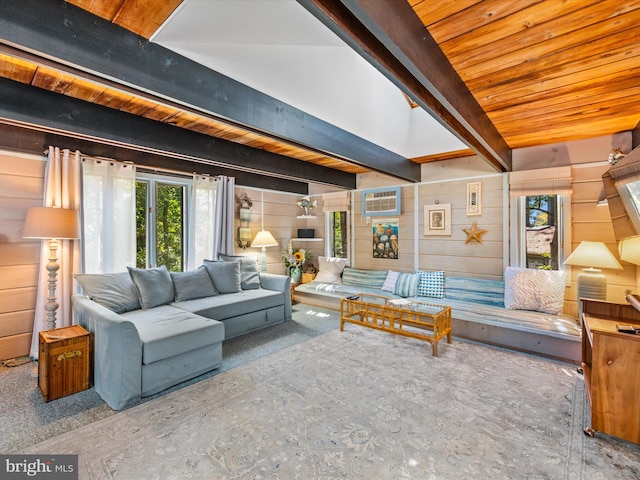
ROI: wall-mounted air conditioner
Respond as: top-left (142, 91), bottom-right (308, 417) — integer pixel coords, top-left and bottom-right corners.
top-left (361, 187), bottom-right (401, 217)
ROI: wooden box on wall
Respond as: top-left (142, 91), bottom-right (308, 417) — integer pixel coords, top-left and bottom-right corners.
top-left (38, 325), bottom-right (90, 402)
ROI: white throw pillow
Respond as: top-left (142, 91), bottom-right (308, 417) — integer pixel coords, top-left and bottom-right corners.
top-left (504, 267), bottom-right (566, 315)
top-left (314, 256), bottom-right (348, 283)
top-left (381, 270), bottom-right (399, 292)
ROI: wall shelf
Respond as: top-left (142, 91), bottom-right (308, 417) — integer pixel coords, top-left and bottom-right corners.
top-left (296, 215), bottom-right (317, 219)
top-left (291, 238), bottom-right (323, 242)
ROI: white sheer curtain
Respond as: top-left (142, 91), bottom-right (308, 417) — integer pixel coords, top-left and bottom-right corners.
top-left (187, 175), bottom-right (217, 269)
top-left (30, 147), bottom-right (82, 358)
top-left (81, 158), bottom-right (136, 273)
top-left (213, 175), bottom-right (235, 258)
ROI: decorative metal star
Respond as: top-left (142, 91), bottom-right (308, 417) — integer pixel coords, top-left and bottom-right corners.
top-left (463, 221), bottom-right (488, 244)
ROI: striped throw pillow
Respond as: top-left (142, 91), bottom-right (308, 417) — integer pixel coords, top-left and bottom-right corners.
top-left (395, 273), bottom-right (420, 298)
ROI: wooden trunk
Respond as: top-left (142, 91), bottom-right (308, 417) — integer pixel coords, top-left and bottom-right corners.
top-left (38, 325), bottom-right (90, 402)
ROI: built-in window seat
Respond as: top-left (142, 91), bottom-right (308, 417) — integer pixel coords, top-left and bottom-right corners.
top-left (294, 267), bottom-right (581, 363)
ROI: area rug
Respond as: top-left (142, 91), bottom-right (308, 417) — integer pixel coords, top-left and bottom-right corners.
top-left (23, 327), bottom-right (640, 479)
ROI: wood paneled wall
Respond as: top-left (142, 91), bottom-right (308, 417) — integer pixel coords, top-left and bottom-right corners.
top-left (352, 175), bottom-right (505, 280)
top-left (232, 188), bottom-right (326, 274)
top-left (0, 151), bottom-right (45, 360)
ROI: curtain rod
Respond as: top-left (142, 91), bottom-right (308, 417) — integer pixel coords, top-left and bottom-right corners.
top-left (44, 149), bottom-right (210, 178)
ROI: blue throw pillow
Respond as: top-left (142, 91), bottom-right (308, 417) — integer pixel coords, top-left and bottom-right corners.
top-left (170, 266), bottom-right (218, 302)
top-left (203, 260), bottom-right (242, 293)
top-left (417, 270), bottom-right (445, 298)
top-left (395, 273), bottom-right (420, 298)
top-left (128, 265), bottom-right (175, 309)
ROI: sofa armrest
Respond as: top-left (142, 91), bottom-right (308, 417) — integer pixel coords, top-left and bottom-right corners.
top-left (72, 294), bottom-right (143, 410)
top-left (259, 273), bottom-right (292, 321)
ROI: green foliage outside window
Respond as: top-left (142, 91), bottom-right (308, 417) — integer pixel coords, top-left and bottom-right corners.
top-left (136, 180), bottom-right (185, 272)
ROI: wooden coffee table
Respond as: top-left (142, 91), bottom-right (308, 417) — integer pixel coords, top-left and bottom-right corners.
top-left (340, 293), bottom-right (452, 356)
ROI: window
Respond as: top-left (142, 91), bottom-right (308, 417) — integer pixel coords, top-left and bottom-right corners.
top-left (327, 211), bottom-right (348, 258)
top-left (511, 194), bottom-right (569, 270)
top-left (136, 176), bottom-right (188, 271)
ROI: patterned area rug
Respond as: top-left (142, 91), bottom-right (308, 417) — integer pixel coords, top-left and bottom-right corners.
top-left (23, 327), bottom-right (640, 479)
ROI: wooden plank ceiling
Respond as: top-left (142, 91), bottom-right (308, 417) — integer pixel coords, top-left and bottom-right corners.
top-left (2, 0), bottom-right (640, 172)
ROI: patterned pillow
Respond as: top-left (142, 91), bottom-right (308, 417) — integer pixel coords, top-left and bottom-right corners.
top-left (417, 270), bottom-right (445, 298)
top-left (381, 270), bottom-right (399, 293)
top-left (395, 273), bottom-right (420, 298)
top-left (504, 267), bottom-right (566, 315)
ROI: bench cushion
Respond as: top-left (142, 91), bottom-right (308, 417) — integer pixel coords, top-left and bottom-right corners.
top-left (341, 267), bottom-right (388, 289)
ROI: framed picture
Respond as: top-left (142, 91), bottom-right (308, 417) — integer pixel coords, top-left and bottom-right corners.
top-left (424, 204), bottom-right (451, 236)
top-left (238, 227), bottom-right (252, 249)
top-left (466, 182), bottom-right (482, 216)
top-left (372, 219), bottom-right (399, 259)
top-left (239, 207), bottom-right (252, 223)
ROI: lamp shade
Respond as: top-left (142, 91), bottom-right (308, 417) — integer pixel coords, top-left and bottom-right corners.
top-left (23, 206), bottom-right (80, 240)
top-left (619, 236), bottom-right (640, 265)
top-left (250, 230), bottom-right (278, 248)
top-left (564, 241), bottom-right (622, 270)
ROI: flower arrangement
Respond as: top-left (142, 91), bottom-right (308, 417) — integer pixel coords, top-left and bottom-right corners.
top-left (297, 196), bottom-right (317, 215)
top-left (281, 241), bottom-right (311, 273)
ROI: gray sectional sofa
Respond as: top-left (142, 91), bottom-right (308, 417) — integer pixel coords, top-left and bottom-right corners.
top-left (73, 257), bottom-right (291, 410)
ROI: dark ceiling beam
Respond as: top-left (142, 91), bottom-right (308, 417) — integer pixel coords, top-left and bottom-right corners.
top-left (0, 122), bottom-right (313, 193)
top-left (0, 78), bottom-right (354, 192)
top-left (298, 0), bottom-right (512, 172)
top-left (0, 0), bottom-right (420, 183)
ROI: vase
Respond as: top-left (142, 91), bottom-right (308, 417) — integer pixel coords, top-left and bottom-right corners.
top-left (290, 267), bottom-right (302, 284)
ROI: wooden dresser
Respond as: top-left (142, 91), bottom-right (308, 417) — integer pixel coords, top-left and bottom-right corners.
top-left (581, 299), bottom-right (640, 444)
top-left (38, 325), bottom-right (90, 402)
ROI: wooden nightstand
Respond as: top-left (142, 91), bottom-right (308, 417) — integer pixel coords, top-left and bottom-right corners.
top-left (38, 325), bottom-right (90, 402)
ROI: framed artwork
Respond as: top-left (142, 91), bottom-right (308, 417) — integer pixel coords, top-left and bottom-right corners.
top-left (424, 204), bottom-right (451, 236)
top-left (466, 182), bottom-right (482, 216)
top-left (238, 227), bottom-right (252, 249)
top-left (239, 208), bottom-right (252, 223)
top-left (372, 219), bottom-right (399, 259)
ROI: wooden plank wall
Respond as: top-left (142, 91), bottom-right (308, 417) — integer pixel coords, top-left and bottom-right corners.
top-left (0, 150), bottom-right (45, 360)
top-left (231, 188), bottom-right (325, 275)
top-left (352, 175), bottom-right (504, 280)
top-left (567, 163), bottom-right (636, 317)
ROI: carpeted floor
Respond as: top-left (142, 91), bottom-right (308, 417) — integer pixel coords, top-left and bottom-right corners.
top-left (0, 304), bottom-right (338, 454)
top-left (3, 304), bottom-right (640, 479)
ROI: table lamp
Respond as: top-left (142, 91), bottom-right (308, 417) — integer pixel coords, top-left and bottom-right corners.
top-left (23, 206), bottom-right (81, 330)
top-left (564, 241), bottom-right (622, 302)
top-left (251, 230), bottom-right (278, 272)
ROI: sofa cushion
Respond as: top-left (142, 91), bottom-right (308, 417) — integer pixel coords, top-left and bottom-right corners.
top-left (445, 277), bottom-right (505, 308)
top-left (395, 272), bottom-right (419, 298)
top-left (203, 260), bottom-right (242, 293)
top-left (173, 289), bottom-right (284, 320)
top-left (504, 267), bottom-right (566, 315)
top-left (341, 267), bottom-right (388, 289)
top-left (381, 270), bottom-right (400, 293)
top-left (314, 256), bottom-right (348, 283)
top-left (170, 266), bottom-right (218, 302)
top-left (74, 272), bottom-right (141, 313)
top-left (218, 254), bottom-right (261, 290)
top-left (121, 305), bottom-right (224, 365)
top-left (128, 265), bottom-right (176, 309)
top-left (417, 270), bottom-right (445, 299)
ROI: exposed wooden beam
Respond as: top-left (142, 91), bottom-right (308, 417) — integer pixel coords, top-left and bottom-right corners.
top-left (298, 0), bottom-right (512, 172)
top-left (0, 77), bottom-right (356, 191)
top-left (411, 149), bottom-right (475, 164)
top-left (0, 122), bottom-right (312, 193)
top-left (0, 0), bottom-right (420, 182)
